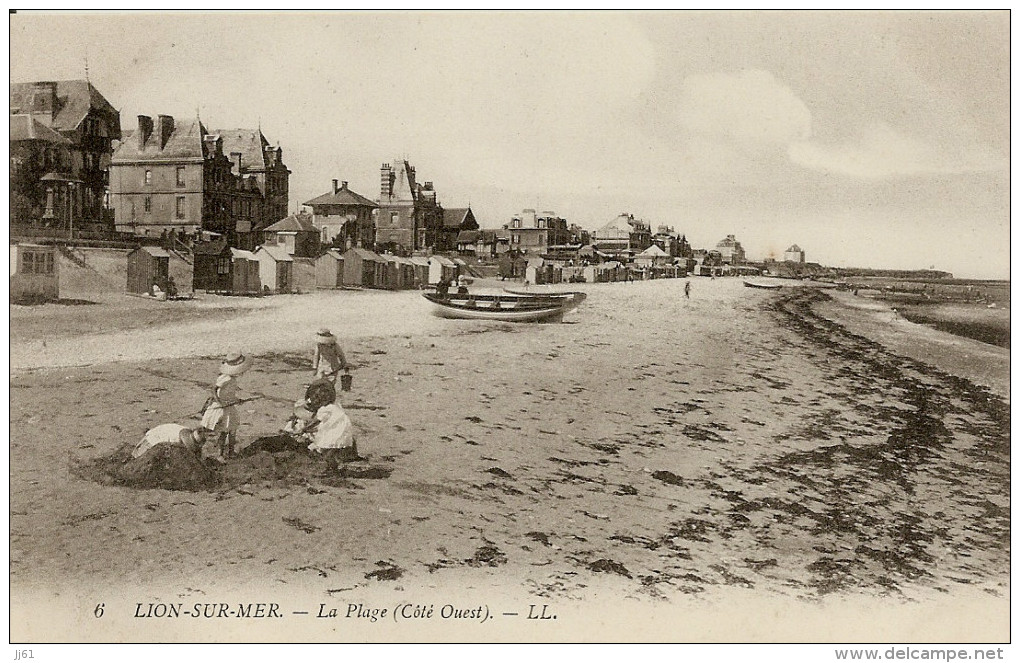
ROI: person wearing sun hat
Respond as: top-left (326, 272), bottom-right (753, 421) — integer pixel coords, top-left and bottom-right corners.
top-left (201, 350), bottom-right (253, 460)
top-left (312, 328), bottom-right (348, 381)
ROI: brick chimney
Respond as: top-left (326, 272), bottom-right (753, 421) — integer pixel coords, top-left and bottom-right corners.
top-left (332, 179), bottom-right (339, 194)
top-left (230, 152), bottom-right (242, 175)
top-left (341, 181), bottom-right (348, 190)
top-left (137, 115), bottom-right (154, 148)
top-left (156, 114), bottom-right (174, 149)
top-left (380, 163), bottom-right (393, 199)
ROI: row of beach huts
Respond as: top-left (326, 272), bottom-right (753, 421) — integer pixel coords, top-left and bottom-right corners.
top-left (125, 242), bottom-right (466, 296)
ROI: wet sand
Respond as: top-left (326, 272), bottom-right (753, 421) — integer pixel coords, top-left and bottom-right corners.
top-left (9, 278), bottom-right (1010, 642)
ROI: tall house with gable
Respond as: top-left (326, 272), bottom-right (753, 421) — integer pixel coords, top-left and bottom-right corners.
top-left (375, 159), bottom-right (443, 254)
top-left (10, 80), bottom-right (121, 231)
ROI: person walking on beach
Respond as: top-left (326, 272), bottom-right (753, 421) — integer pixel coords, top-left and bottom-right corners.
top-left (684, 280), bottom-right (691, 299)
top-left (313, 328), bottom-right (348, 381)
top-left (201, 350), bottom-right (252, 460)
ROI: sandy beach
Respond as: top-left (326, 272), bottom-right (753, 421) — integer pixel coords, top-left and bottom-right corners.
top-left (9, 278), bottom-right (1010, 642)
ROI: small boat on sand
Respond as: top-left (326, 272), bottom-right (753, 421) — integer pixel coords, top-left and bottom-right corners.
top-left (423, 291), bottom-right (586, 322)
top-left (743, 280), bottom-right (783, 290)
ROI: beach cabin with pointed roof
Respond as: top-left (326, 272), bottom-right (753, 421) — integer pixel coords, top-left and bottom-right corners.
top-left (254, 244), bottom-right (293, 293)
top-left (428, 255), bottom-right (457, 286)
top-left (408, 256), bottom-right (431, 288)
top-left (342, 247), bottom-right (386, 288)
top-left (315, 249), bottom-right (345, 289)
top-left (192, 238), bottom-right (233, 293)
top-left (263, 212), bottom-right (319, 258)
top-left (230, 248), bottom-right (261, 295)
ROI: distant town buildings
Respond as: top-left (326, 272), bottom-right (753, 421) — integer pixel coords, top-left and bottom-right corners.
top-left (715, 234), bottom-right (746, 265)
top-left (109, 116), bottom-right (289, 249)
top-left (304, 179), bottom-right (378, 249)
top-left (10, 80), bottom-right (121, 231)
top-left (376, 159), bottom-right (443, 253)
top-left (593, 213), bottom-right (653, 256)
top-left (506, 209), bottom-right (570, 255)
top-left (439, 208), bottom-right (479, 252)
top-left (784, 244), bottom-right (805, 263)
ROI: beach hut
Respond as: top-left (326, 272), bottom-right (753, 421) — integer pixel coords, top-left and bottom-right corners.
top-left (408, 256), bottom-right (431, 288)
top-left (126, 245), bottom-right (172, 295)
top-left (315, 249), bottom-right (345, 289)
top-left (393, 256), bottom-right (416, 289)
top-left (292, 257), bottom-right (317, 293)
top-left (230, 248), bottom-right (261, 295)
top-left (192, 239), bottom-right (233, 293)
top-left (10, 243), bottom-right (58, 303)
top-left (254, 245), bottom-right (294, 294)
top-left (428, 255), bottom-right (457, 285)
top-left (342, 247), bottom-right (386, 288)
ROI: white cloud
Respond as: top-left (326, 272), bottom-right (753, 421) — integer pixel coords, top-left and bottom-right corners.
top-left (788, 123), bottom-right (1006, 179)
top-left (675, 69), bottom-right (812, 145)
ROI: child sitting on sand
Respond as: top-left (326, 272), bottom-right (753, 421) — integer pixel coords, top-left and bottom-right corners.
top-left (285, 378), bottom-right (358, 470)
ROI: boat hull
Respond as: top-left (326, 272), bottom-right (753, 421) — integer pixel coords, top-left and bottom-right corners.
top-left (423, 292), bottom-right (584, 322)
top-left (743, 281), bottom-right (783, 290)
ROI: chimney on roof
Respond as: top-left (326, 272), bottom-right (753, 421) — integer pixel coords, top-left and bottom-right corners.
top-left (137, 115), bottom-right (153, 148)
top-left (332, 179), bottom-right (339, 194)
top-left (156, 114), bottom-right (174, 150)
top-left (341, 180), bottom-right (348, 190)
top-left (230, 152), bottom-right (242, 175)
top-left (380, 163), bottom-right (393, 199)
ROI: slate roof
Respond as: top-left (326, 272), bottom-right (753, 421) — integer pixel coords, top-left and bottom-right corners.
top-left (264, 213), bottom-right (317, 233)
top-left (256, 245), bottom-right (293, 262)
top-left (215, 129), bottom-right (269, 171)
top-left (10, 114), bottom-right (72, 144)
top-left (113, 116), bottom-right (209, 161)
top-left (192, 239), bottom-right (231, 256)
top-left (344, 247), bottom-right (386, 262)
top-left (443, 208), bottom-right (472, 229)
top-left (305, 184), bottom-right (377, 208)
top-left (10, 80), bottom-right (120, 135)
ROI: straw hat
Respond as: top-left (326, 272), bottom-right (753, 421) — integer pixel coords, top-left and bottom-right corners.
top-left (220, 350), bottom-right (253, 376)
top-left (316, 328), bottom-right (335, 343)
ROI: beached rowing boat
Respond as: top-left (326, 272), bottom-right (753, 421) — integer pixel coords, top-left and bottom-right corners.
top-left (743, 280), bottom-right (783, 290)
top-left (423, 291), bottom-right (586, 322)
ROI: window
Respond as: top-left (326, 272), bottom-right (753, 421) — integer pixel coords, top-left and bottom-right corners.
top-left (217, 257), bottom-right (230, 275)
top-left (511, 218), bottom-right (521, 228)
top-left (144, 196), bottom-right (152, 213)
top-left (22, 250), bottom-right (54, 275)
top-left (144, 170), bottom-right (152, 186)
top-left (538, 219), bottom-right (546, 229)
top-left (512, 233), bottom-right (520, 244)
top-left (390, 212), bottom-right (399, 226)
top-left (176, 167), bottom-right (185, 187)
top-left (176, 196), bottom-right (186, 219)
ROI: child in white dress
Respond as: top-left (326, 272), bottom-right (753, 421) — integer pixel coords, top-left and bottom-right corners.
top-left (201, 350), bottom-right (252, 460)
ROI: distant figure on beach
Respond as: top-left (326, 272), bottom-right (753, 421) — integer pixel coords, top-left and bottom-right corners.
top-left (201, 350), bottom-right (252, 460)
top-left (437, 277), bottom-right (452, 297)
top-left (684, 280), bottom-right (691, 299)
top-left (166, 276), bottom-right (178, 299)
top-left (313, 328), bottom-right (348, 381)
top-left (457, 284), bottom-right (469, 295)
top-left (132, 423), bottom-right (208, 459)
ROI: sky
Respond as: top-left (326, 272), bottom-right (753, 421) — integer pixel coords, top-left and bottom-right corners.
top-left (9, 11), bottom-right (1010, 279)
